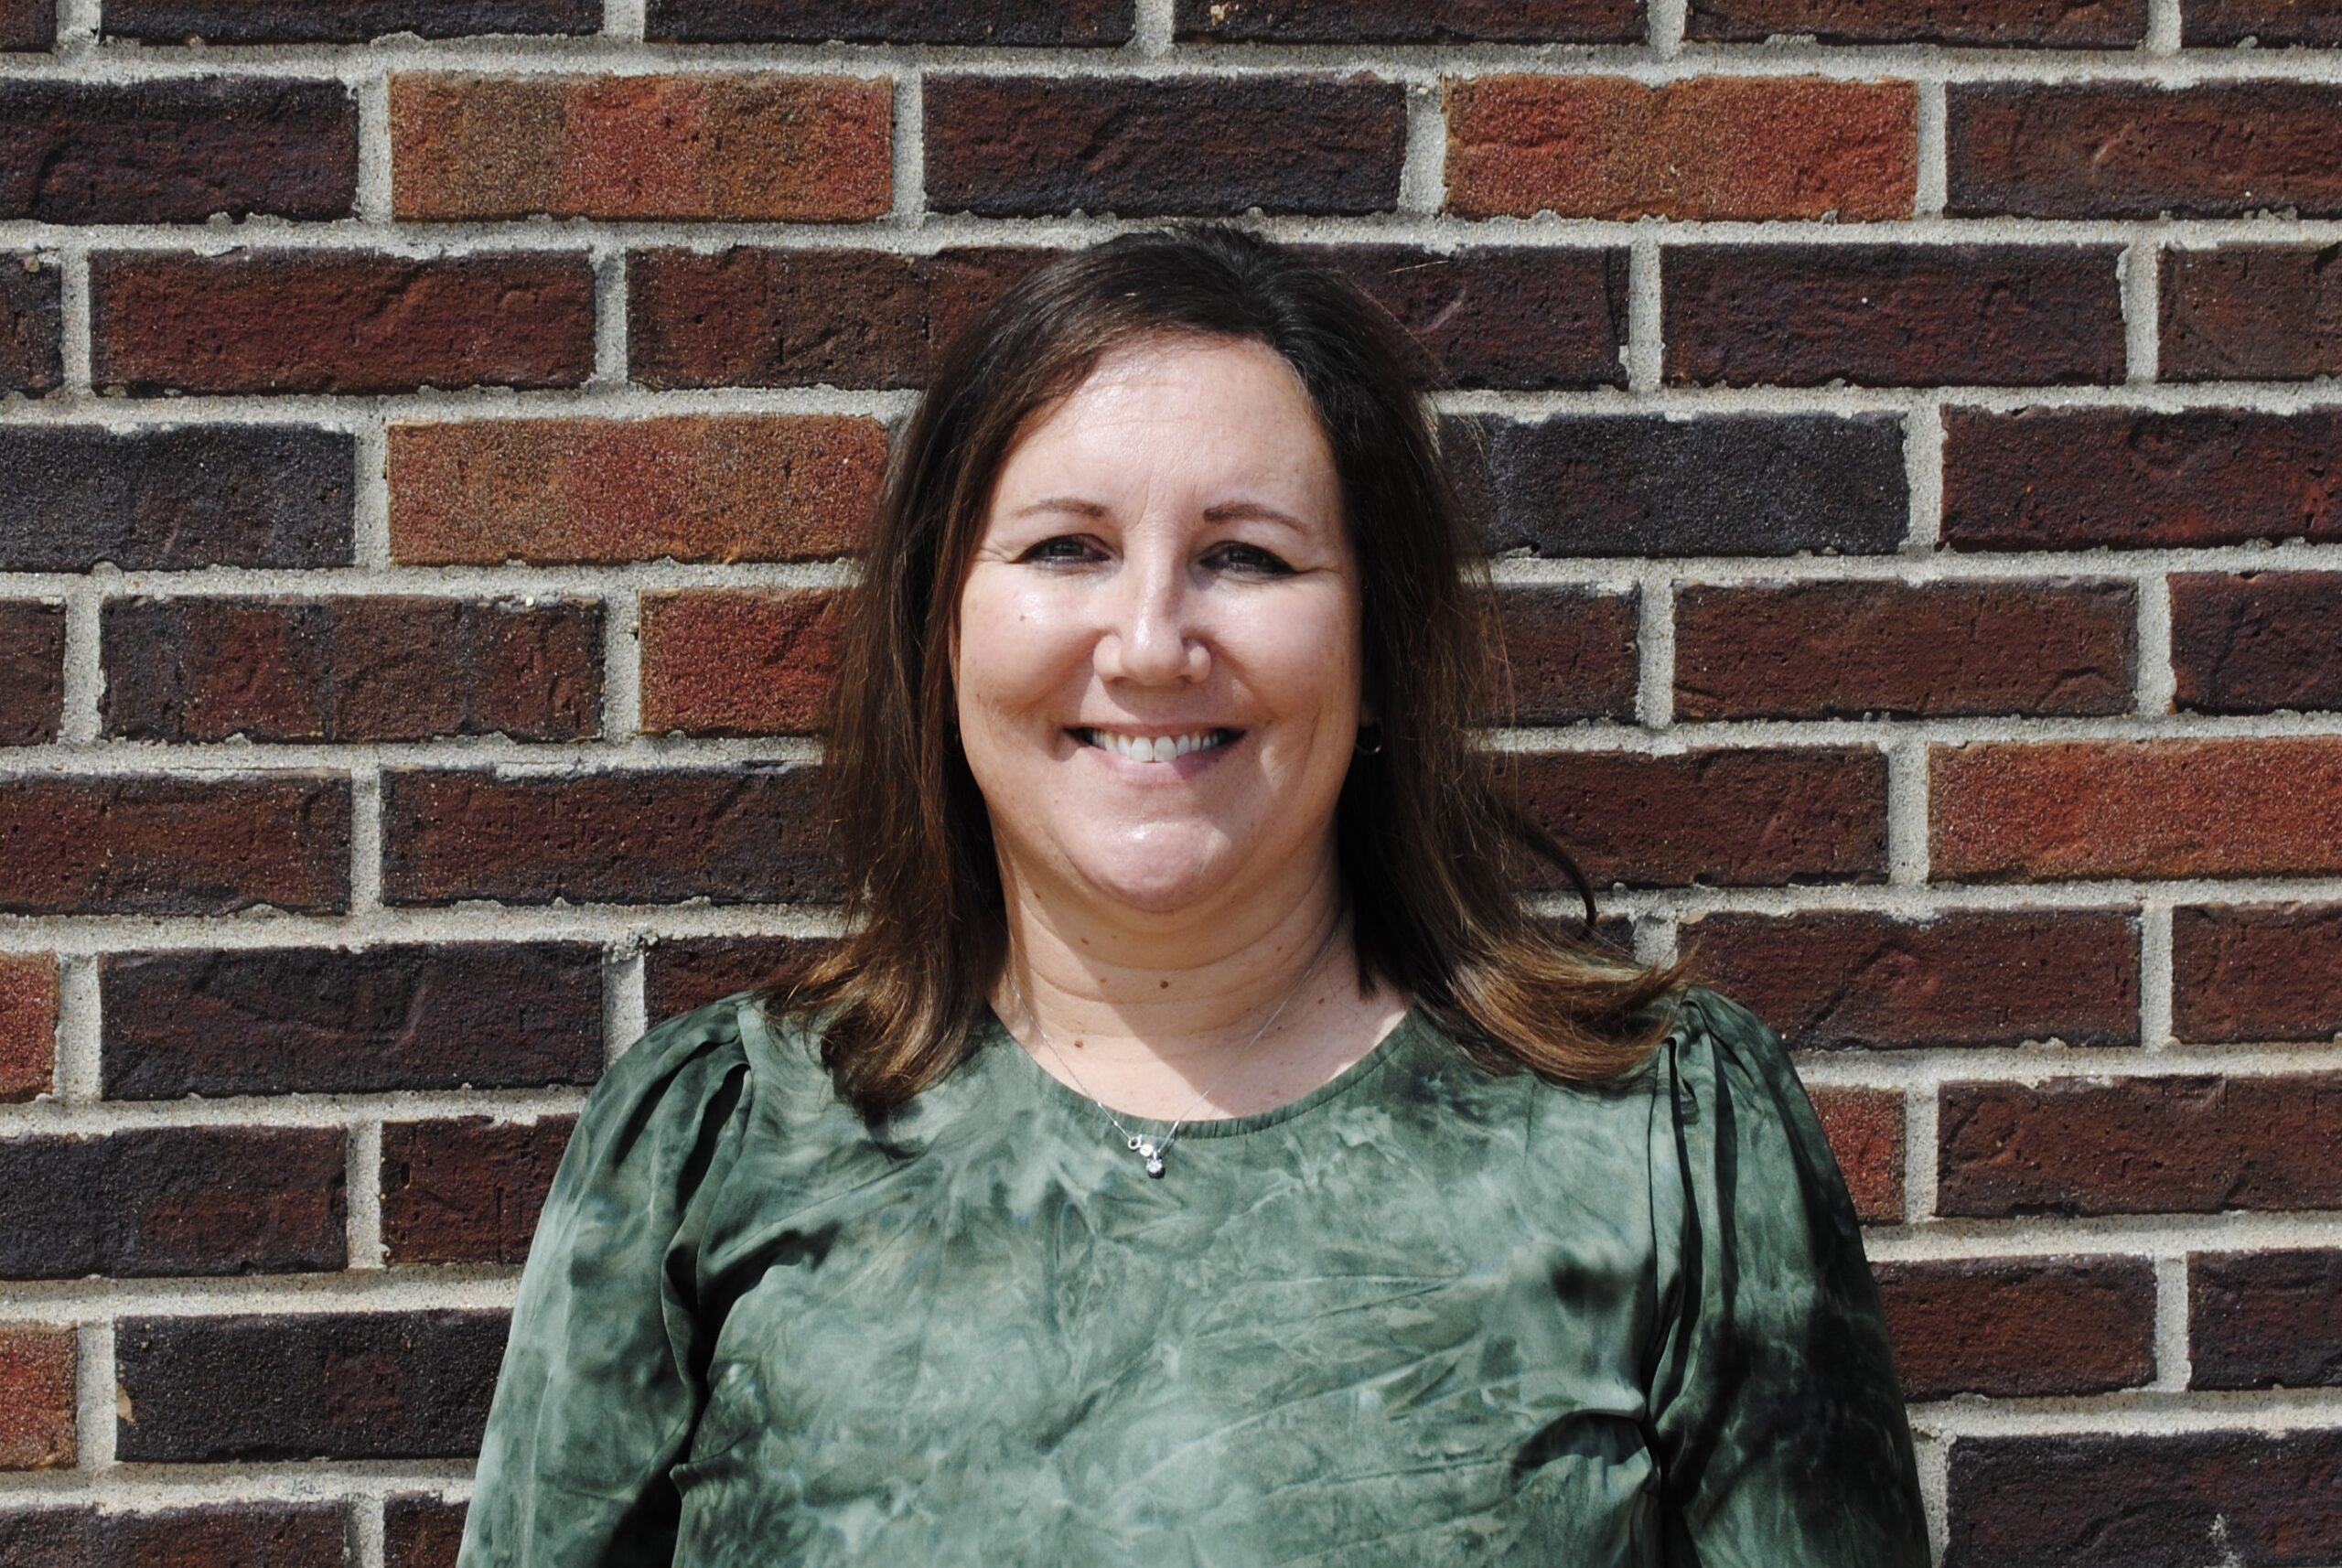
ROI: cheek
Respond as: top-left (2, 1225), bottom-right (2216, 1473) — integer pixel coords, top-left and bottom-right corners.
top-left (955, 577), bottom-right (1077, 719)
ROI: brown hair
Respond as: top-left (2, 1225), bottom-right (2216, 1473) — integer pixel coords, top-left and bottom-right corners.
top-left (772, 224), bottom-right (1703, 1120)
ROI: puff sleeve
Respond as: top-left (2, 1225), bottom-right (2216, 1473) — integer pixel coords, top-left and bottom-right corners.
top-left (457, 1002), bottom-right (755, 1568)
top-left (1645, 987), bottom-right (1929, 1567)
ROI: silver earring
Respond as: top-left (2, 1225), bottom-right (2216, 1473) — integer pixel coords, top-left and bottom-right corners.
top-left (1355, 727), bottom-right (1385, 756)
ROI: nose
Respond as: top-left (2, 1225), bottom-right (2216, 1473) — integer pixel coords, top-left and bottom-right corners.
top-left (1096, 549), bottom-right (1208, 685)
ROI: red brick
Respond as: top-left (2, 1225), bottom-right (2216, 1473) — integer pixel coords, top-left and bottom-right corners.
top-left (1946, 1431), bottom-right (2342, 1567)
top-left (388, 414), bottom-right (882, 566)
top-left (0, 1325), bottom-right (73, 1470)
top-left (1938, 1072), bottom-right (2342, 1217)
top-left (0, 0), bottom-right (53, 48)
top-left (1875, 1255), bottom-right (2155, 1399)
top-left (0, 775), bottom-right (349, 916)
top-left (2171, 571), bottom-right (2342, 715)
top-left (0, 1126), bottom-right (345, 1279)
top-left (392, 72), bottom-right (888, 222)
top-left (1688, 0), bottom-right (2143, 43)
top-left (0, 1504), bottom-right (350, 1565)
top-left (651, 0), bottom-right (1129, 41)
top-left (1509, 746), bottom-right (1887, 888)
top-left (1679, 908), bottom-right (2140, 1050)
top-left (381, 1116), bottom-right (574, 1265)
top-left (643, 935), bottom-right (833, 1018)
top-left (109, 0), bottom-right (596, 40)
top-left (639, 588), bottom-right (844, 736)
top-left (90, 249), bottom-right (594, 395)
top-left (102, 596), bottom-right (602, 743)
top-left (1176, 0), bottom-right (1638, 39)
top-left (0, 79), bottom-right (354, 222)
top-left (1445, 75), bottom-right (1915, 221)
top-left (114, 1311), bottom-right (505, 1461)
top-left (1933, 738), bottom-right (2342, 881)
top-left (1950, 82), bottom-right (2342, 218)
top-left (925, 74), bottom-right (1404, 218)
top-left (1307, 244), bottom-right (1629, 391)
top-left (2192, 1249), bottom-right (2342, 1391)
top-left (0, 253), bottom-right (59, 394)
top-left (381, 766), bottom-right (833, 906)
top-left (0, 951), bottom-right (57, 1102)
top-left (2172, 902), bottom-right (2342, 1045)
top-left (385, 1494), bottom-right (467, 1568)
top-left (102, 944), bottom-right (603, 1099)
top-left (1945, 407), bottom-right (2342, 553)
top-left (2184, 0), bottom-right (2342, 42)
top-left (1809, 1084), bottom-right (1904, 1224)
top-left (1676, 578), bottom-right (2133, 721)
top-left (2162, 244), bottom-right (2342, 382)
top-left (1663, 244), bottom-right (2123, 387)
top-left (0, 599), bottom-right (61, 744)
top-left (1489, 585), bottom-right (1638, 725)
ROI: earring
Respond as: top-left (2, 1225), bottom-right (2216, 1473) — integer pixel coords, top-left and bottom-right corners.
top-left (1355, 726), bottom-right (1385, 756)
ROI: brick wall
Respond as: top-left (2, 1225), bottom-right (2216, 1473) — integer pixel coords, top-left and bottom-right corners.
top-left (2, 1), bottom-right (2339, 1564)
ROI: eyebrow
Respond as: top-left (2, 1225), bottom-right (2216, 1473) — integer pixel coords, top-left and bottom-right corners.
top-left (1007, 497), bottom-right (1316, 532)
top-left (1011, 497), bottom-right (1110, 519)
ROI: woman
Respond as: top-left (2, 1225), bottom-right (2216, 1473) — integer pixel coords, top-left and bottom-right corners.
top-left (456, 226), bottom-right (1930, 1566)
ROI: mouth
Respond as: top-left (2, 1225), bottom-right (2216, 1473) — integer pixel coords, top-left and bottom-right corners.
top-left (1068, 726), bottom-right (1242, 764)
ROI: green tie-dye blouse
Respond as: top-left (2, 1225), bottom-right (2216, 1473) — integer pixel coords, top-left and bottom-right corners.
top-left (456, 983), bottom-right (1929, 1567)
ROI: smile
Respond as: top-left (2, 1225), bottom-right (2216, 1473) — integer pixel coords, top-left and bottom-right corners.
top-left (1069, 727), bottom-right (1241, 763)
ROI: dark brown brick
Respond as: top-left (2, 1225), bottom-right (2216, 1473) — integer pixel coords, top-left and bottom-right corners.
top-left (2172, 902), bottom-right (2342, 1045)
top-left (1455, 413), bottom-right (1908, 558)
top-left (0, 1324), bottom-right (73, 1469)
top-left (639, 588), bottom-right (844, 737)
top-left (0, 951), bottom-right (56, 1102)
top-left (0, 775), bottom-right (349, 916)
top-left (0, 1503), bottom-right (349, 1565)
top-left (629, 245), bottom-right (1054, 392)
top-left (381, 766), bottom-right (833, 906)
top-left (1946, 1431), bottom-right (2342, 1567)
top-left (1509, 746), bottom-right (1887, 889)
top-left (1938, 1072), bottom-right (2342, 1217)
top-left (382, 1116), bottom-right (574, 1265)
top-left (385, 1494), bottom-right (467, 1568)
top-left (0, 600), bottom-right (62, 745)
top-left (643, 935), bottom-right (833, 1018)
top-left (2184, 0), bottom-right (2342, 42)
top-left (1676, 578), bottom-right (2134, 720)
top-left (925, 75), bottom-right (1405, 218)
top-left (1679, 908), bottom-right (2140, 1049)
top-left (2171, 571), bottom-right (2342, 715)
top-left (0, 424), bottom-right (353, 571)
top-left (1875, 1255), bottom-right (2155, 1399)
top-left (114, 1311), bottom-right (506, 1461)
top-left (1809, 1084), bottom-right (1904, 1224)
top-left (1688, 0), bottom-right (2144, 43)
top-left (0, 0), bottom-right (54, 48)
top-left (1489, 585), bottom-right (1638, 725)
top-left (651, 0), bottom-right (1129, 41)
top-left (0, 80), bottom-right (354, 222)
top-left (1304, 245), bottom-right (1629, 390)
top-left (2192, 1250), bottom-right (2342, 1391)
top-left (1932, 737), bottom-right (2342, 881)
top-left (102, 944), bottom-right (603, 1099)
top-left (0, 253), bottom-right (59, 394)
top-left (2162, 244), bottom-right (2342, 382)
top-left (1950, 82), bottom-right (2342, 218)
top-left (108, 0), bottom-right (597, 40)
top-left (0, 1126), bottom-right (344, 1279)
top-left (90, 250), bottom-right (595, 395)
top-left (1663, 243), bottom-right (2124, 387)
top-left (1178, 0), bottom-right (1638, 38)
top-left (1944, 407), bottom-right (2342, 552)
top-left (102, 596), bottom-right (602, 744)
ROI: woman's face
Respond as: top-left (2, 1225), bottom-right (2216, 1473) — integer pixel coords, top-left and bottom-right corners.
top-left (952, 333), bottom-right (1366, 926)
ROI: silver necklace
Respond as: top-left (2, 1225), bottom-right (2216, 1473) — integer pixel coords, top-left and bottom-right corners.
top-left (1007, 922), bottom-right (1344, 1178)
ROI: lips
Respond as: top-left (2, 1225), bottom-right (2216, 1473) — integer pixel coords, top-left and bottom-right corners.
top-left (1069, 726), bottom-right (1241, 763)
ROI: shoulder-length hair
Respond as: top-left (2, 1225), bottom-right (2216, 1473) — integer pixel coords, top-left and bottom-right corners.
top-left (772, 223), bottom-right (1703, 1121)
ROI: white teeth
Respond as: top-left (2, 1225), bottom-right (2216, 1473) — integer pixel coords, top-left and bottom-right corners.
top-left (1080, 728), bottom-right (1228, 762)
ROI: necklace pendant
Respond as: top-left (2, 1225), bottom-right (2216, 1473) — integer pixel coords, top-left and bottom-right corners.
top-left (1127, 1134), bottom-right (1148, 1154)
top-left (1144, 1152), bottom-right (1166, 1177)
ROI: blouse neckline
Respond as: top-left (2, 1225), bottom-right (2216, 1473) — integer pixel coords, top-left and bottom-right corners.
top-left (976, 1001), bottom-right (1426, 1141)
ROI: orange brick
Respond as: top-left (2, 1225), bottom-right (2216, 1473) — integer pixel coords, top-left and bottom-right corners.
top-left (0, 1324), bottom-right (75, 1469)
top-left (0, 952), bottom-right (58, 1103)
top-left (1933, 737), bottom-right (2342, 881)
top-left (639, 589), bottom-right (848, 736)
top-left (1444, 74), bottom-right (1916, 220)
top-left (387, 414), bottom-right (886, 565)
top-left (391, 72), bottom-right (891, 221)
top-left (1810, 1084), bottom-right (1904, 1224)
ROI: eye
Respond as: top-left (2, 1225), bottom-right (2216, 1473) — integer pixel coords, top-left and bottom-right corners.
top-left (1209, 542), bottom-right (1295, 575)
top-left (1016, 534), bottom-right (1105, 564)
